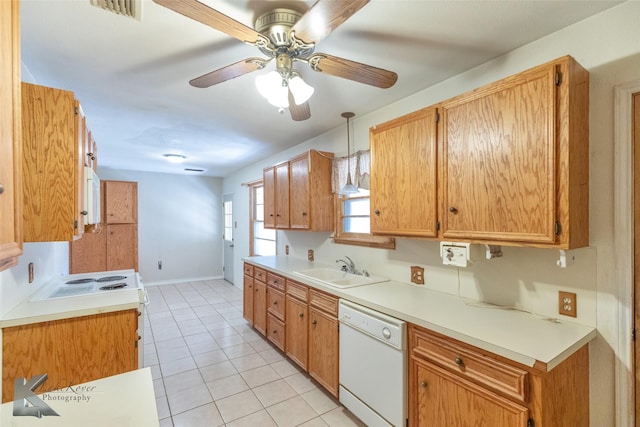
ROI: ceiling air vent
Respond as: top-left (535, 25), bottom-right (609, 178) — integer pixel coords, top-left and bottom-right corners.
top-left (90, 0), bottom-right (142, 20)
top-left (184, 168), bottom-right (205, 173)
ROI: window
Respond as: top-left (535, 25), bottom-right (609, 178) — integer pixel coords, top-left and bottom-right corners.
top-left (332, 151), bottom-right (395, 249)
top-left (249, 182), bottom-right (276, 256)
top-left (223, 200), bottom-right (233, 242)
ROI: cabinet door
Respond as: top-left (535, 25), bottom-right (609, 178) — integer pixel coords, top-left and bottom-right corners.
top-left (2, 310), bottom-right (138, 403)
top-left (411, 359), bottom-right (529, 427)
top-left (104, 180), bottom-right (137, 224)
top-left (308, 307), bottom-right (339, 397)
top-left (0, 0), bottom-right (22, 270)
top-left (75, 102), bottom-right (86, 232)
top-left (243, 275), bottom-right (254, 325)
top-left (289, 155), bottom-right (310, 229)
top-left (370, 107), bottom-right (438, 237)
top-left (106, 224), bottom-right (138, 271)
top-left (285, 295), bottom-right (308, 370)
top-left (263, 166), bottom-right (276, 229)
top-left (275, 162), bottom-right (290, 228)
top-left (69, 230), bottom-right (107, 273)
top-left (253, 280), bottom-right (267, 336)
top-left (22, 83), bottom-right (80, 242)
top-left (441, 64), bottom-right (557, 244)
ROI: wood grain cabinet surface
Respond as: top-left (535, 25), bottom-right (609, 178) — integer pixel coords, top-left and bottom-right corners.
top-left (2, 309), bottom-right (138, 403)
top-left (370, 106), bottom-right (438, 238)
top-left (408, 324), bottom-right (589, 427)
top-left (242, 263), bottom-right (254, 325)
top-left (285, 281), bottom-right (308, 370)
top-left (263, 150), bottom-right (333, 232)
top-left (0, 0), bottom-right (22, 271)
top-left (439, 56), bottom-right (589, 248)
top-left (69, 180), bottom-right (138, 273)
top-left (308, 289), bottom-right (339, 397)
top-left (21, 82), bottom-right (85, 242)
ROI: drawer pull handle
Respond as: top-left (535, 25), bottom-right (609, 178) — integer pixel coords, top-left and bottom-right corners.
top-left (273, 301), bottom-right (278, 305)
top-left (420, 381), bottom-right (428, 389)
top-left (299, 313), bottom-right (304, 318)
top-left (454, 357), bottom-right (464, 366)
top-left (312, 320), bottom-right (317, 325)
top-left (449, 207), bottom-right (458, 214)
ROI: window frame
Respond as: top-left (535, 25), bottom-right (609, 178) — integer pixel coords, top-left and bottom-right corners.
top-left (333, 193), bottom-right (395, 249)
top-left (248, 180), bottom-right (277, 256)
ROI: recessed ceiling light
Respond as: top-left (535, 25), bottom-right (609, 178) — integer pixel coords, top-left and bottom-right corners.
top-left (163, 154), bottom-right (186, 163)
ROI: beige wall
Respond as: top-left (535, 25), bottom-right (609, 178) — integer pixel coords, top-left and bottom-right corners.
top-left (223, 2), bottom-right (640, 424)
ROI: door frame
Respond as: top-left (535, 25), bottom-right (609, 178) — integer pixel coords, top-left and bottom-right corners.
top-left (223, 194), bottom-right (234, 284)
top-left (614, 80), bottom-right (640, 427)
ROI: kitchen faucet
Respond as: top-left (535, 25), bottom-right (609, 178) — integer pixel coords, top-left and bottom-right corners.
top-left (336, 256), bottom-right (369, 276)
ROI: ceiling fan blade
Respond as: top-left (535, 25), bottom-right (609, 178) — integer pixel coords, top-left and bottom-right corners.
top-left (288, 90), bottom-right (311, 121)
top-left (307, 53), bottom-right (398, 89)
top-left (291, 0), bottom-right (369, 44)
top-left (190, 58), bottom-right (269, 88)
top-left (153, 0), bottom-right (266, 45)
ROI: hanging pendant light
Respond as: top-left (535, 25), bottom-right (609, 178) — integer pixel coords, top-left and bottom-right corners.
top-left (339, 112), bottom-right (359, 195)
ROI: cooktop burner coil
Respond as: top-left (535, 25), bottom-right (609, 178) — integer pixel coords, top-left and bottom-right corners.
top-left (99, 283), bottom-right (128, 290)
top-left (96, 275), bottom-right (128, 282)
top-left (65, 278), bottom-right (96, 285)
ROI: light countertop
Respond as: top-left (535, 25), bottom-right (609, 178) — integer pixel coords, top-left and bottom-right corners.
top-left (1, 368), bottom-right (158, 427)
top-left (0, 285), bottom-right (141, 328)
top-left (244, 255), bottom-right (596, 371)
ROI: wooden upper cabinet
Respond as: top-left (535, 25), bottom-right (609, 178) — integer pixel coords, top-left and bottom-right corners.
top-left (440, 56), bottom-right (589, 248)
top-left (0, 0), bottom-right (22, 271)
top-left (22, 83), bottom-right (85, 242)
top-left (275, 162), bottom-right (290, 228)
top-left (104, 180), bottom-right (137, 224)
top-left (264, 150), bottom-right (334, 231)
top-left (263, 166), bottom-right (276, 229)
top-left (289, 151), bottom-right (334, 231)
top-left (370, 107), bottom-right (438, 237)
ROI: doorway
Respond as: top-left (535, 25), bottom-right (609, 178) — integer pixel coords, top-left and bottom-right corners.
top-left (223, 195), bottom-right (234, 284)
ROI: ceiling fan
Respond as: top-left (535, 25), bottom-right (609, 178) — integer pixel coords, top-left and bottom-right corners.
top-left (152, 0), bottom-right (398, 121)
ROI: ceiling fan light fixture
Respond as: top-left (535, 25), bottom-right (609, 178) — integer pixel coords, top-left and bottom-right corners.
top-left (288, 75), bottom-right (314, 105)
top-left (256, 71), bottom-right (289, 108)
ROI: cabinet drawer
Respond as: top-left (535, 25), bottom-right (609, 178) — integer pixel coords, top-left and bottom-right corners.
top-left (267, 272), bottom-right (285, 291)
top-left (267, 288), bottom-right (285, 320)
top-left (411, 326), bottom-right (528, 403)
top-left (286, 279), bottom-right (308, 302)
top-left (267, 314), bottom-right (285, 351)
top-left (309, 289), bottom-right (338, 317)
top-left (243, 263), bottom-right (254, 277)
top-left (254, 268), bottom-right (267, 283)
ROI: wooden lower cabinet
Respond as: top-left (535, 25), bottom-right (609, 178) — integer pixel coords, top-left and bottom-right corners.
top-left (106, 224), bottom-right (137, 270)
top-left (243, 273), bottom-right (254, 325)
top-left (285, 294), bottom-right (308, 370)
top-left (253, 280), bottom-right (267, 336)
top-left (308, 290), bottom-right (339, 397)
top-left (2, 309), bottom-right (138, 403)
top-left (408, 324), bottom-right (589, 427)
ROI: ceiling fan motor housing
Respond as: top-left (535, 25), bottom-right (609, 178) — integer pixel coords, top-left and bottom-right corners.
top-left (255, 9), bottom-right (301, 48)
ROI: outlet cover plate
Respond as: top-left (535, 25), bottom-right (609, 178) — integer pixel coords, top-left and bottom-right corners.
top-left (558, 291), bottom-right (577, 317)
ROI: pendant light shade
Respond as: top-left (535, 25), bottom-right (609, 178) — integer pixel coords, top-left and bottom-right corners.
top-left (339, 112), bottom-right (359, 195)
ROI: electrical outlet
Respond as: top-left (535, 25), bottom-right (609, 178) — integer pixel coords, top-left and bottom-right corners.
top-left (285, 245), bottom-right (289, 255)
top-left (307, 249), bottom-right (314, 261)
top-left (158, 261), bottom-right (162, 270)
top-left (558, 291), bottom-right (577, 317)
top-left (411, 266), bottom-right (424, 285)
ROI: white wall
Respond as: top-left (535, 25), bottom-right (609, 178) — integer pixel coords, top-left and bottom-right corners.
top-left (222, 2), bottom-right (640, 424)
top-left (97, 168), bottom-right (224, 284)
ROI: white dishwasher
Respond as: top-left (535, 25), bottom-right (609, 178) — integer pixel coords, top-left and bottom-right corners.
top-left (339, 299), bottom-right (407, 427)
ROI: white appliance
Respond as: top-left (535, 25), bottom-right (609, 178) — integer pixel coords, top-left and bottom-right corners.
top-left (84, 166), bottom-right (101, 225)
top-left (339, 299), bottom-right (407, 427)
top-left (31, 269), bottom-right (148, 367)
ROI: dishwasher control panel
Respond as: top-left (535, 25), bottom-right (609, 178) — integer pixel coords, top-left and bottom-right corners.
top-left (339, 299), bottom-right (406, 350)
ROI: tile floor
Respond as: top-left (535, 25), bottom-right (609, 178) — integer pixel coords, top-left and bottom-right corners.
top-left (144, 279), bottom-right (365, 427)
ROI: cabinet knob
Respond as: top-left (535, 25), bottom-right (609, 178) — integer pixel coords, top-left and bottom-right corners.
top-left (87, 152), bottom-right (96, 161)
top-left (273, 301), bottom-right (278, 305)
top-left (449, 207), bottom-right (458, 214)
top-left (302, 212), bottom-right (307, 216)
top-left (420, 381), bottom-right (428, 389)
top-left (80, 210), bottom-right (88, 216)
top-left (311, 320), bottom-right (317, 325)
top-left (454, 357), bottom-right (464, 366)
top-left (0, 184), bottom-right (4, 195)
top-left (374, 209), bottom-right (380, 216)
top-left (272, 330), bottom-right (277, 334)
top-left (299, 313), bottom-right (304, 318)
top-left (269, 214), bottom-right (274, 217)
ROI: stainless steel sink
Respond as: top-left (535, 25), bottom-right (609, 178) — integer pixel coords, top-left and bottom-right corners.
top-left (293, 268), bottom-right (388, 289)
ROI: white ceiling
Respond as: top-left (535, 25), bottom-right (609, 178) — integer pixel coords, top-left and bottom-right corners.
top-left (20, 0), bottom-right (621, 177)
